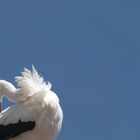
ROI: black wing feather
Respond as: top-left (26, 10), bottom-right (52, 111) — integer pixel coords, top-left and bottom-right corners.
top-left (0, 120), bottom-right (35, 140)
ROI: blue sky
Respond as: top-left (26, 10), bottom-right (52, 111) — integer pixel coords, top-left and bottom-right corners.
top-left (0, 0), bottom-right (140, 139)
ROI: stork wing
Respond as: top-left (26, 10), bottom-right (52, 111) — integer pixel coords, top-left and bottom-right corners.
top-left (0, 120), bottom-right (35, 140)
top-left (0, 105), bottom-right (38, 140)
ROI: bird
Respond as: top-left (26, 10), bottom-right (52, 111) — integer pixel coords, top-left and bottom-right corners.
top-left (0, 66), bottom-right (63, 140)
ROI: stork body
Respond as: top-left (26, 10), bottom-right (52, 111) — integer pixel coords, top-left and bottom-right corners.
top-left (0, 66), bottom-right (63, 140)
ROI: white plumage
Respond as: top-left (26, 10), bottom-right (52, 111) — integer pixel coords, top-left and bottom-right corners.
top-left (0, 66), bottom-right (63, 140)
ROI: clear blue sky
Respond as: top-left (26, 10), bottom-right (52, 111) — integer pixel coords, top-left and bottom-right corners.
top-left (0, 0), bottom-right (140, 139)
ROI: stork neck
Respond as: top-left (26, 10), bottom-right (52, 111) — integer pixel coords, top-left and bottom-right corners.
top-left (0, 95), bottom-right (4, 113)
top-left (0, 100), bottom-right (2, 113)
top-left (0, 104), bottom-right (1, 113)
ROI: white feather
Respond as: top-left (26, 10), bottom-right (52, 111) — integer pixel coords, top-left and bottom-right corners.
top-left (0, 66), bottom-right (63, 140)
top-left (15, 66), bottom-right (52, 97)
top-left (0, 80), bottom-right (16, 102)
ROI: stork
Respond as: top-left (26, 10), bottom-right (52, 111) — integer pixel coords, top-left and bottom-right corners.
top-left (0, 66), bottom-right (63, 140)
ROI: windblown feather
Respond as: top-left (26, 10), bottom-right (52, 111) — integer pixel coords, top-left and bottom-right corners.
top-left (15, 66), bottom-right (52, 97)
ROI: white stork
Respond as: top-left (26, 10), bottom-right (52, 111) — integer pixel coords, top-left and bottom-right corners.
top-left (0, 66), bottom-right (63, 140)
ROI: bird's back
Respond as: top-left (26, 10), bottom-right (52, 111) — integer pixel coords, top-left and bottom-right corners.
top-left (0, 66), bottom-right (63, 140)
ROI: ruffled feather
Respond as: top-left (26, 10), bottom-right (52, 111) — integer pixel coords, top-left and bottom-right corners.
top-left (15, 66), bottom-right (52, 97)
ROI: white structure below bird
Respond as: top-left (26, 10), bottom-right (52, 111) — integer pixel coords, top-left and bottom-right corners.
top-left (0, 66), bottom-right (63, 140)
